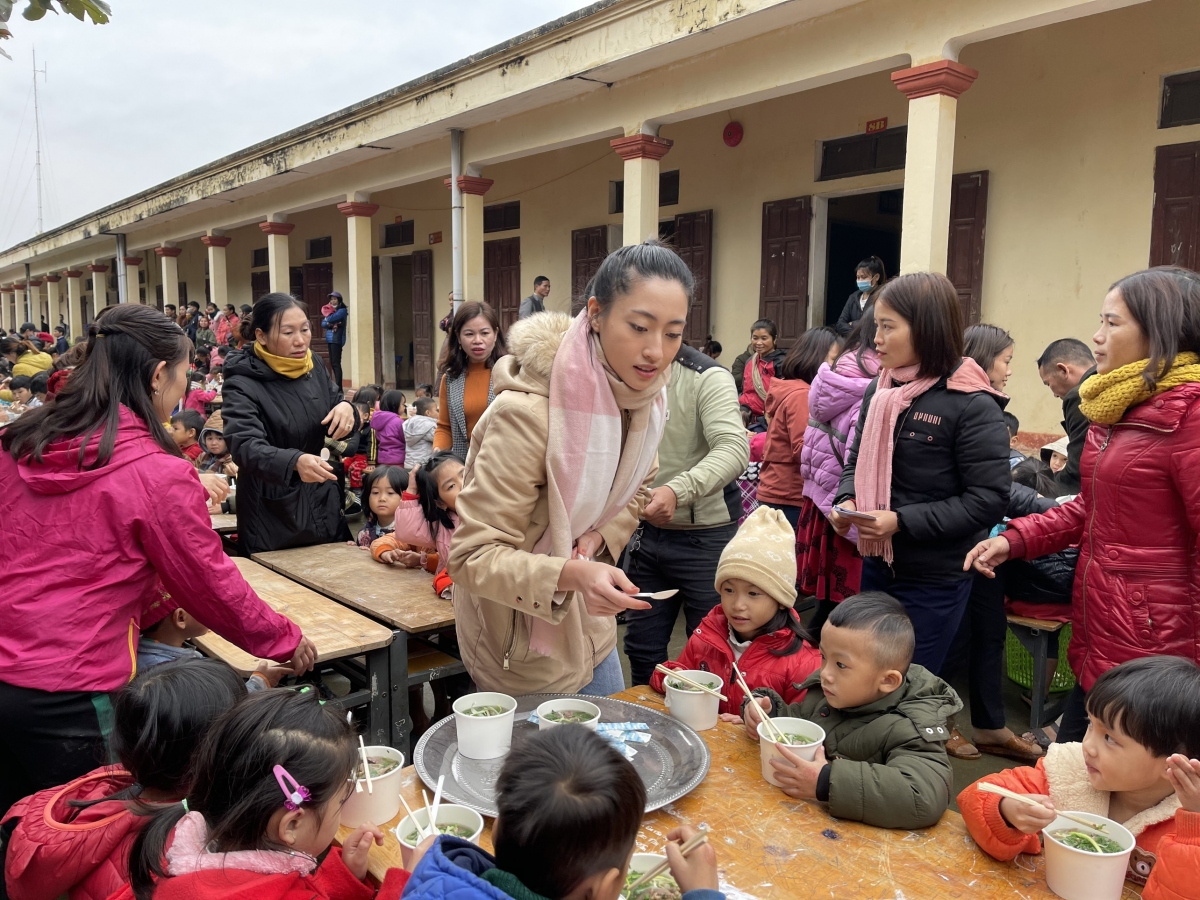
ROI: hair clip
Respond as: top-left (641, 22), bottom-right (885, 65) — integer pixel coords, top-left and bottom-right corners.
top-left (273, 764), bottom-right (312, 811)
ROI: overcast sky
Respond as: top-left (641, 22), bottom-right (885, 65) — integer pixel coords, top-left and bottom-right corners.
top-left (0, 0), bottom-right (590, 250)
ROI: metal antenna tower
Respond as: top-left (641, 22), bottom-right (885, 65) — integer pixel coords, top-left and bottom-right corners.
top-left (32, 47), bottom-right (47, 234)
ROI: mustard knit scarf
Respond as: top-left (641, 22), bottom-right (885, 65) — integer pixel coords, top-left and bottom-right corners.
top-left (253, 341), bottom-right (314, 379)
top-left (1078, 352), bottom-right (1200, 425)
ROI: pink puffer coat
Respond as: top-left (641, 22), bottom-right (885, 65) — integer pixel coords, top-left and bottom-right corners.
top-left (800, 349), bottom-right (879, 515)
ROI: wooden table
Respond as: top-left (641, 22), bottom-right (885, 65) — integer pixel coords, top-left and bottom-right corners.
top-left (210, 512), bottom-right (238, 534)
top-left (193, 558), bottom-right (395, 743)
top-left (340, 686), bottom-right (1141, 898)
top-left (252, 543), bottom-right (465, 753)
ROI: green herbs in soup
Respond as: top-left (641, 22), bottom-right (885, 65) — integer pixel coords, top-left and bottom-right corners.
top-left (354, 755), bottom-right (399, 780)
top-left (1050, 830), bottom-right (1124, 854)
top-left (462, 704), bottom-right (508, 717)
top-left (777, 732), bottom-right (815, 746)
top-left (544, 709), bottom-right (597, 724)
top-left (623, 870), bottom-right (682, 900)
top-left (404, 822), bottom-right (477, 844)
top-left (669, 679), bottom-right (716, 693)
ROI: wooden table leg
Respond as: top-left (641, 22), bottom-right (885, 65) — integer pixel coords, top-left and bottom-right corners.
top-left (363, 645), bottom-right (390, 747)
top-left (389, 632), bottom-right (413, 757)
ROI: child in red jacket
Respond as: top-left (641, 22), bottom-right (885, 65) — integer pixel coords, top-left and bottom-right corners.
top-left (651, 506), bottom-right (821, 717)
top-left (118, 689), bottom-right (409, 900)
top-left (2, 658), bottom-right (245, 900)
top-left (957, 656), bottom-right (1200, 897)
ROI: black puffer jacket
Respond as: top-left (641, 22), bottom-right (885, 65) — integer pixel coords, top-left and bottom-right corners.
top-left (222, 348), bottom-right (358, 555)
top-left (837, 364), bottom-right (1011, 582)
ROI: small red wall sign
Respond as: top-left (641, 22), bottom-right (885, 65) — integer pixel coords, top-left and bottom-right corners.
top-left (429, 232), bottom-right (443, 245)
top-left (865, 117), bottom-right (888, 134)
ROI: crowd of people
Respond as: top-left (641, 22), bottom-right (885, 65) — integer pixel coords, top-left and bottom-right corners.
top-left (0, 245), bottom-right (1198, 900)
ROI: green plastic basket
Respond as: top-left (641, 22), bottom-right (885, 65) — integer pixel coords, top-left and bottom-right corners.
top-left (1005, 623), bottom-right (1076, 693)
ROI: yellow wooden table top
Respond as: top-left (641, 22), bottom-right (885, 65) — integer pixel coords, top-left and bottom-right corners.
top-left (193, 557), bottom-right (393, 673)
top-left (338, 685), bottom-right (1141, 898)
top-left (210, 512), bottom-right (238, 533)
top-left (253, 542), bottom-right (455, 634)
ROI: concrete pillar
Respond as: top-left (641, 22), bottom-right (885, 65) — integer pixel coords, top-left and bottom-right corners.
top-left (259, 221), bottom-right (294, 293)
top-left (891, 60), bottom-right (978, 274)
top-left (122, 257), bottom-right (143, 304)
top-left (28, 279), bottom-right (44, 327)
top-left (64, 270), bottom-right (83, 334)
top-left (12, 282), bottom-right (27, 326)
top-left (45, 275), bottom-right (62, 327)
top-left (0, 288), bottom-right (12, 332)
top-left (201, 234), bottom-right (231, 311)
top-left (155, 247), bottom-right (182, 309)
top-left (87, 265), bottom-right (108, 319)
top-left (611, 134), bottom-right (673, 246)
top-left (444, 176), bottom-right (493, 302)
top-left (338, 200), bottom-right (380, 388)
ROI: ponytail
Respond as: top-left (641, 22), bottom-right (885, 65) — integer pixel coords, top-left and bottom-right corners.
top-left (128, 802), bottom-right (189, 900)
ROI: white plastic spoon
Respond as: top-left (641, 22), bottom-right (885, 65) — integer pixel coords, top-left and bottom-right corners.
top-left (631, 589), bottom-right (679, 600)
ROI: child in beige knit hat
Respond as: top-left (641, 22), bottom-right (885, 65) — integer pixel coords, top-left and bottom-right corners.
top-left (650, 506), bottom-right (821, 718)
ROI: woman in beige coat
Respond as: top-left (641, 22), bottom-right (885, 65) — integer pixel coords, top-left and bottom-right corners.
top-left (448, 242), bottom-right (695, 695)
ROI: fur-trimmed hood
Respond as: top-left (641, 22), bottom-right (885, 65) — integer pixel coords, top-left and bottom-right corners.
top-left (492, 310), bottom-right (572, 396)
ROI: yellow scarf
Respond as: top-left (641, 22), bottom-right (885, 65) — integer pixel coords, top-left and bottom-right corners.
top-left (253, 341), bottom-right (314, 379)
top-left (1078, 352), bottom-right (1200, 425)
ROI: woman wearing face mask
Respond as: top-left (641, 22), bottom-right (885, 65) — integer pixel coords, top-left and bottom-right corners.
top-left (832, 273), bottom-right (1011, 677)
top-left (836, 256), bottom-right (887, 338)
top-left (0, 305), bottom-right (313, 813)
top-left (433, 301), bottom-right (507, 459)
top-left (448, 241), bottom-right (693, 696)
top-left (967, 266), bottom-right (1200, 744)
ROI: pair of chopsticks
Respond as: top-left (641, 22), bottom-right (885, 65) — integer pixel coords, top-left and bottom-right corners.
top-left (398, 775), bottom-right (445, 841)
top-left (625, 828), bottom-right (710, 895)
top-left (656, 665), bottom-right (728, 702)
top-left (731, 664), bottom-right (785, 744)
top-left (975, 783), bottom-right (1108, 832)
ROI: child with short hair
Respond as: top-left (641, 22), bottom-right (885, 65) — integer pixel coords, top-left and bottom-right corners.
top-left (6, 374), bottom-right (34, 407)
top-left (401, 725), bottom-right (723, 900)
top-left (959, 656), bottom-right (1200, 895)
top-left (120, 689), bottom-right (408, 900)
top-left (196, 410), bottom-right (236, 477)
top-left (169, 409), bottom-right (205, 463)
top-left (742, 591), bottom-right (962, 829)
top-left (1002, 411), bottom-right (1024, 468)
top-left (2, 658), bottom-right (245, 900)
top-left (370, 389), bottom-right (408, 466)
top-left (403, 397), bottom-right (438, 467)
top-left (650, 506), bottom-right (821, 716)
top-left (356, 465), bottom-right (406, 547)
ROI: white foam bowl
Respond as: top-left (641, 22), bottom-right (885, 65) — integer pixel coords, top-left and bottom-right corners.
top-left (663, 670), bottom-right (723, 731)
top-left (453, 691), bottom-right (517, 760)
top-left (395, 803), bottom-right (485, 868)
top-left (339, 746), bottom-right (405, 828)
top-left (536, 697), bottom-right (601, 731)
top-left (1042, 811), bottom-right (1134, 900)
top-left (758, 717), bottom-right (826, 787)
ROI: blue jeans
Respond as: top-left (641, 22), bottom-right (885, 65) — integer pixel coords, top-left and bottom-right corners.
top-left (578, 648), bottom-right (625, 697)
top-left (860, 557), bottom-right (972, 677)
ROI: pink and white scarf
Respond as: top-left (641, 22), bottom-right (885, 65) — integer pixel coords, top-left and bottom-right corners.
top-left (529, 309), bottom-right (668, 653)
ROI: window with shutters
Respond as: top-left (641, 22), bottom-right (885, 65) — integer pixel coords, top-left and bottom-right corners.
top-left (307, 237), bottom-right (333, 260)
top-left (819, 127), bottom-right (908, 181)
top-left (1161, 71), bottom-right (1200, 129)
top-left (608, 170), bottom-right (680, 214)
top-left (382, 220), bottom-right (415, 247)
top-left (251, 247), bottom-right (269, 268)
top-left (483, 202), bottom-right (521, 233)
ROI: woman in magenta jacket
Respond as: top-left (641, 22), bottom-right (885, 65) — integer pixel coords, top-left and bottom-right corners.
top-left (967, 266), bottom-right (1200, 742)
top-left (0, 305), bottom-right (315, 813)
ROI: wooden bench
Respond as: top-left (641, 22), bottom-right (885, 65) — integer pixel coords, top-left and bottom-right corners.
top-left (252, 543), bottom-right (466, 754)
top-left (1006, 613), bottom-right (1069, 743)
top-left (193, 558), bottom-right (395, 742)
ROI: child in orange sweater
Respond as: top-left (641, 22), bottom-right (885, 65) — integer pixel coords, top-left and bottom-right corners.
top-left (958, 656), bottom-right (1200, 897)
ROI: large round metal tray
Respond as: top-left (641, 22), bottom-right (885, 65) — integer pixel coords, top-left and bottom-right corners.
top-left (413, 693), bottom-right (711, 818)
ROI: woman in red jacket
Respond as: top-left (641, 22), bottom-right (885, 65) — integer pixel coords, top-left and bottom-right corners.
top-left (967, 266), bottom-right (1200, 742)
top-left (0, 305), bottom-right (315, 814)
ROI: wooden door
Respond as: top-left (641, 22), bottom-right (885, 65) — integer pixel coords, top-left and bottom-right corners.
top-left (759, 197), bottom-right (810, 347)
top-left (484, 237), bottom-right (521, 330)
top-left (411, 250), bottom-right (434, 386)
top-left (947, 171), bottom-right (989, 326)
top-left (571, 226), bottom-right (608, 316)
top-left (250, 271), bottom-right (270, 301)
top-left (302, 263), bottom-right (333, 364)
top-left (674, 210), bottom-right (713, 347)
top-left (1150, 141), bottom-right (1200, 269)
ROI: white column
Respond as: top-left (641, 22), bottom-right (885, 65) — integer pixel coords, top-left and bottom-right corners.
top-left (201, 234), bottom-right (231, 311)
top-left (611, 133), bottom-right (673, 246)
top-left (87, 264), bottom-right (109, 319)
top-left (45, 275), bottom-right (62, 327)
top-left (891, 60), bottom-right (978, 273)
top-left (338, 200), bottom-right (379, 388)
top-left (0, 288), bottom-right (12, 332)
top-left (27, 279), bottom-right (44, 327)
top-left (260, 220), bottom-right (294, 293)
top-left (444, 176), bottom-right (492, 302)
top-left (156, 247), bottom-right (181, 309)
top-left (122, 257), bottom-right (143, 304)
top-left (65, 270), bottom-right (83, 334)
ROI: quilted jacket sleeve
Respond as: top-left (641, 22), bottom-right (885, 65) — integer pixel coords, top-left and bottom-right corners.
top-left (222, 377), bottom-right (303, 487)
top-left (1143, 810), bottom-right (1200, 900)
top-left (956, 761), bottom-right (1050, 860)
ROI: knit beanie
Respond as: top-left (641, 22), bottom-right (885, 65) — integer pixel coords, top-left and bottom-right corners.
top-left (714, 506), bottom-right (797, 609)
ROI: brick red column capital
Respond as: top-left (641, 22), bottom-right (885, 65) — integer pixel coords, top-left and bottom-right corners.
top-left (63, 270), bottom-right (83, 278)
top-left (86, 264), bottom-right (109, 273)
top-left (610, 134), bottom-right (674, 162)
top-left (200, 235), bottom-right (232, 248)
top-left (13, 282), bottom-right (26, 289)
top-left (43, 274), bottom-right (61, 283)
top-left (442, 175), bottom-right (494, 197)
top-left (153, 247), bottom-right (182, 258)
top-left (122, 257), bottom-right (143, 266)
top-left (259, 221), bottom-right (295, 236)
top-left (337, 201), bottom-right (380, 218)
top-left (27, 279), bottom-right (42, 287)
top-left (891, 59), bottom-right (979, 100)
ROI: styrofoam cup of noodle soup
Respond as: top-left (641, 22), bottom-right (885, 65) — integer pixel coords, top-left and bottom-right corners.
top-left (396, 803), bottom-right (485, 868)
top-left (758, 717), bottom-right (826, 787)
top-left (452, 691), bottom-right (517, 760)
top-left (339, 746), bottom-right (405, 828)
top-left (536, 697), bottom-right (602, 731)
top-left (663, 670), bottom-right (723, 731)
top-left (1042, 811), bottom-right (1134, 900)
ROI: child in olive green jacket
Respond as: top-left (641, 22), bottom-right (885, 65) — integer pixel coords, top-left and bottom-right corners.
top-left (744, 591), bottom-right (962, 829)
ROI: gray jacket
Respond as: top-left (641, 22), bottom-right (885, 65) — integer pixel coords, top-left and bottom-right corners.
top-left (517, 294), bottom-right (545, 319)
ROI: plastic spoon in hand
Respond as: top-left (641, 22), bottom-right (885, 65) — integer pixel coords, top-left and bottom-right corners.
top-left (976, 783), bottom-right (1107, 831)
top-left (631, 589), bottom-right (679, 600)
top-left (625, 828), bottom-right (710, 895)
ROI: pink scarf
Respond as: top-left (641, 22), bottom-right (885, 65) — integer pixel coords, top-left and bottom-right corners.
top-left (853, 358), bottom-right (1000, 563)
top-left (529, 309), bottom-right (668, 654)
top-left (166, 811), bottom-right (317, 877)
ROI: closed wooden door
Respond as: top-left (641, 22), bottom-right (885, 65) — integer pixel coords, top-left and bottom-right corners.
top-left (947, 171), bottom-right (989, 326)
top-left (302, 263), bottom-right (333, 363)
top-left (759, 197), bottom-right (810, 347)
top-left (485, 237), bottom-right (521, 330)
top-left (411, 250), bottom-right (434, 386)
top-left (571, 226), bottom-right (608, 315)
top-left (250, 271), bottom-right (270, 302)
top-left (674, 210), bottom-right (713, 346)
top-left (1150, 141), bottom-right (1200, 269)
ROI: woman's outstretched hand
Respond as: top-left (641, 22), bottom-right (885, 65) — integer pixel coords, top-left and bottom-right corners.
top-left (558, 559), bottom-right (651, 617)
top-left (964, 535), bottom-right (1011, 577)
top-left (322, 401), bottom-right (357, 440)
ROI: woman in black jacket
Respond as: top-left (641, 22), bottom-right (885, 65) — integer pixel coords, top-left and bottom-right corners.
top-left (222, 293), bottom-right (359, 555)
top-left (835, 256), bottom-right (887, 337)
top-left (832, 273), bottom-right (1010, 675)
